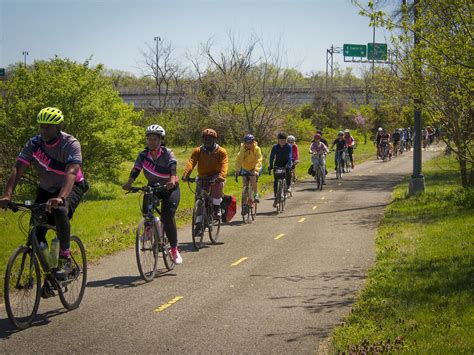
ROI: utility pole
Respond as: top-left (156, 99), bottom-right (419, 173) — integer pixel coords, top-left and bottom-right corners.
top-left (325, 45), bottom-right (342, 87)
top-left (372, 24), bottom-right (376, 79)
top-left (409, 0), bottom-right (425, 195)
top-left (22, 51), bottom-right (29, 66)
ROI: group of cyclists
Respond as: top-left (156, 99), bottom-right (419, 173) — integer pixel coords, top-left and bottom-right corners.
top-left (0, 106), bottom-right (360, 299)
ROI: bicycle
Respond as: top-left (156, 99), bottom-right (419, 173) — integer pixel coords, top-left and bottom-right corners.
top-left (127, 183), bottom-right (174, 282)
top-left (236, 172), bottom-right (257, 224)
top-left (311, 153), bottom-right (326, 191)
top-left (187, 177), bottom-right (221, 249)
top-left (342, 147), bottom-right (351, 173)
top-left (4, 201), bottom-right (87, 329)
top-left (288, 162), bottom-right (298, 198)
top-left (380, 141), bottom-right (390, 162)
top-left (335, 150), bottom-right (344, 179)
top-left (272, 167), bottom-right (287, 214)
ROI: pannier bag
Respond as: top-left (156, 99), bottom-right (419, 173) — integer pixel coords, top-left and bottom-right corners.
top-left (221, 195), bottom-right (237, 222)
top-left (308, 164), bottom-right (315, 176)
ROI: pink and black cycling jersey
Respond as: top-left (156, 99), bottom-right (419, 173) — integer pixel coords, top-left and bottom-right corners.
top-left (310, 142), bottom-right (329, 155)
top-left (291, 143), bottom-right (299, 161)
top-left (132, 146), bottom-right (177, 185)
top-left (17, 132), bottom-right (84, 193)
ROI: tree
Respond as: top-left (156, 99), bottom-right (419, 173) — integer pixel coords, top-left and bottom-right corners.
top-left (0, 57), bottom-right (142, 185)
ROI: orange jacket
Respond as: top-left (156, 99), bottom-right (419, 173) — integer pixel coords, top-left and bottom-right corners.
top-left (183, 144), bottom-right (228, 180)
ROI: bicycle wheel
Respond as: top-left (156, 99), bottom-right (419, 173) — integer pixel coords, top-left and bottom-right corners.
top-left (336, 159), bottom-right (342, 179)
top-left (58, 235), bottom-right (87, 310)
top-left (208, 202), bottom-right (221, 244)
top-left (160, 229), bottom-right (175, 271)
top-left (317, 167), bottom-right (323, 191)
top-left (275, 180), bottom-right (282, 214)
top-left (135, 220), bottom-right (158, 281)
top-left (4, 246), bottom-right (41, 329)
top-left (242, 186), bottom-right (251, 224)
top-left (279, 180), bottom-right (286, 213)
top-left (191, 200), bottom-right (206, 249)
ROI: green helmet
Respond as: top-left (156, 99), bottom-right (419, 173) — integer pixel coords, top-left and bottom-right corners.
top-left (37, 107), bottom-right (64, 125)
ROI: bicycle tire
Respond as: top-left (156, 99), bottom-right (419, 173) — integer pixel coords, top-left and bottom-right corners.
top-left (317, 166), bottom-right (323, 191)
top-left (4, 246), bottom-right (41, 329)
top-left (135, 220), bottom-right (158, 281)
top-left (242, 186), bottom-right (251, 224)
top-left (279, 180), bottom-right (286, 213)
top-left (208, 202), bottom-right (221, 244)
top-left (275, 180), bottom-right (282, 213)
top-left (336, 159), bottom-right (342, 179)
top-left (58, 235), bottom-right (87, 310)
top-left (192, 202), bottom-right (204, 249)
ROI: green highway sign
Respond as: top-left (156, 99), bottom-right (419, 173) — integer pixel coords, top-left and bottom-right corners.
top-left (343, 44), bottom-right (367, 57)
top-left (367, 43), bottom-right (388, 60)
top-left (0, 68), bottom-right (5, 76)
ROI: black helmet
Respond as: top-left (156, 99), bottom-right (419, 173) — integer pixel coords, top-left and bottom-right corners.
top-left (277, 132), bottom-right (287, 139)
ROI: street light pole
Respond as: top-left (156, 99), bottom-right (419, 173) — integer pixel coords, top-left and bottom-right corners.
top-left (408, 0), bottom-right (425, 195)
top-left (154, 36), bottom-right (161, 64)
top-left (22, 51), bottom-right (29, 66)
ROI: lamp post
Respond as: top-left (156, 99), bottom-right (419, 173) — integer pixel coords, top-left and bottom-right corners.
top-left (408, 0), bottom-right (425, 195)
top-left (22, 51), bottom-right (29, 66)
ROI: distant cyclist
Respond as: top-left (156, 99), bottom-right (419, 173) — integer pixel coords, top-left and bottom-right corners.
top-left (235, 134), bottom-right (263, 203)
top-left (343, 129), bottom-right (355, 169)
top-left (375, 127), bottom-right (384, 158)
top-left (0, 107), bottom-right (88, 297)
top-left (331, 131), bottom-right (347, 171)
top-left (122, 124), bottom-right (182, 264)
top-left (268, 132), bottom-right (292, 207)
top-left (181, 128), bottom-right (228, 234)
top-left (392, 129), bottom-right (401, 156)
top-left (287, 135), bottom-right (299, 181)
top-left (309, 133), bottom-right (329, 184)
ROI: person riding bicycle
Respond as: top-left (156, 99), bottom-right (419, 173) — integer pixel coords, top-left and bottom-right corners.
top-left (309, 133), bottom-right (329, 183)
top-left (375, 127), bottom-right (383, 158)
top-left (0, 107), bottom-right (88, 297)
top-left (122, 124), bottom-right (182, 264)
top-left (181, 128), bottom-right (228, 234)
top-left (392, 128), bottom-right (401, 155)
top-left (268, 132), bottom-right (292, 208)
top-left (343, 129), bottom-right (355, 169)
top-left (379, 129), bottom-right (392, 160)
top-left (331, 131), bottom-right (347, 172)
top-left (287, 135), bottom-right (299, 181)
top-left (235, 134), bottom-right (263, 203)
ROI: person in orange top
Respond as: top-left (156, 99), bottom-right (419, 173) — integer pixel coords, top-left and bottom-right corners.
top-left (182, 128), bottom-right (228, 221)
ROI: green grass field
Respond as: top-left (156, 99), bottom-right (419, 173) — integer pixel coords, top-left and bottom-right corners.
top-left (0, 139), bottom-right (375, 299)
top-left (330, 155), bottom-right (474, 353)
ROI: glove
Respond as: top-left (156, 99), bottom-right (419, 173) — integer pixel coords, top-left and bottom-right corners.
top-left (181, 175), bottom-right (187, 182)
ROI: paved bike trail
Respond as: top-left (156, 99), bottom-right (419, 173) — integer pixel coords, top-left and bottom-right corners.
top-left (0, 148), bottom-right (441, 353)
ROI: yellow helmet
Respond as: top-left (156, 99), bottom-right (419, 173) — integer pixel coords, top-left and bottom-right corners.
top-left (37, 107), bottom-right (64, 125)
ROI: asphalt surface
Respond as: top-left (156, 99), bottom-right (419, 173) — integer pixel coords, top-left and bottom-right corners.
top-left (0, 147), bottom-right (440, 353)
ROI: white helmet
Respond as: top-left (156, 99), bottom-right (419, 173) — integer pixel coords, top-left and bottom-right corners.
top-left (146, 124), bottom-right (165, 136)
top-left (378, 127), bottom-right (383, 131)
top-left (287, 135), bottom-right (296, 143)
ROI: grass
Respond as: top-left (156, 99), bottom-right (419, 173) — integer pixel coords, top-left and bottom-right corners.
top-left (330, 155), bottom-right (474, 353)
top-left (0, 140), bottom-right (375, 299)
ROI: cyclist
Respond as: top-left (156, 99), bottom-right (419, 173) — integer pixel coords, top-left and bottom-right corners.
top-left (331, 131), bottom-right (347, 172)
top-left (287, 135), bottom-right (299, 181)
top-left (122, 124), bottom-right (182, 264)
top-left (0, 107), bottom-right (88, 297)
top-left (392, 128), bottom-right (401, 156)
top-left (235, 134), bottom-right (263, 203)
top-left (343, 129), bottom-right (355, 169)
top-left (268, 132), bottom-right (292, 207)
top-left (181, 128), bottom-right (228, 234)
top-left (309, 133), bottom-right (328, 183)
top-left (379, 129), bottom-right (392, 160)
top-left (375, 127), bottom-right (383, 159)
top-left (316, 129), bottom-right (329, 148)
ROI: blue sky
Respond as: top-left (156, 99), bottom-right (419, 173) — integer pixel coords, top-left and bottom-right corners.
top-left (1, 0), bottom-right (392, 77)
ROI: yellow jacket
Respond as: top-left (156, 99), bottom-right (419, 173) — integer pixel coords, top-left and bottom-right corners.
top-left (235, 142), bottom-right (263, 172)
top-left (183, 144), bottom-right (228, 180)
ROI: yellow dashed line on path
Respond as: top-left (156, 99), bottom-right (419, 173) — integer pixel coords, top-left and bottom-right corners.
top-left (337, 183), bottom-right (342, 186)
top-left (154, 296), bottom-right (184, 313)
top-left (321, 196), bottom-right (326, 200)
top-left (298, 218), bottom-right (306, 223)
top-left (231, 257), bottom-right (248, 266)
top-left (312, 206), bottom-right (318, 210)
top-left (329, 189), bottom-right (333, 192)
top-left (274, 233), bottom-right (285, 240)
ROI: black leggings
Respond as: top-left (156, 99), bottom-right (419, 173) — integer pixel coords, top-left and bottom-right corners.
top-left (34, 184), bottom-right (84, 251)
top-left (154, 185), bottom-right (180, 248)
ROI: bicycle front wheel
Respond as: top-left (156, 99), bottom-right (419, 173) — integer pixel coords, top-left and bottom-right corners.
top-left (242, 186), bottom-right (251, 224)
top-left (4, 246), bottom-right (41, 329)
top-left (208, 203), bottom-right (221, 244)
top-left (317, 167), bottom-right (323, 191)
top-left (135, 220), bottom-right (158, 282)
top-left (58, 235), bottom-right (87, 310)
top-left (161, 230), bottom-right (175, 271)
top-left (192, 202), bottom-right (205, 249)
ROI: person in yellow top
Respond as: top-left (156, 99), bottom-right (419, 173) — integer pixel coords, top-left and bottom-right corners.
top-left (234, 134), bottom-right (263, 202)
top-left (182, 128), bottom-right (228, 221)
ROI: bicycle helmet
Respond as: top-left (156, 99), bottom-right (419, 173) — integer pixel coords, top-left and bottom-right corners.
top-left (244, 134), bottom-right (255, 142)
top-left (287, 135), bottom-right (296, 143)
top-left (313, 133), bottom-right (321, 140)
top-left (37, 107), bottom-right (64, 125)
top-left (277, 132), bottom-right (287, 139)
top-left (202, 128), bottom-right (218, 138)
top-left (378, 127), bottom-right (383, 131)
top-left (344, 129), bottom-right (350, 133)
top-left (146, 124), bottom-right (165, 136)
top-left (338, 131), bottom-right (344, 136)
top-left (316, 129), bottom-right (323, 135)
